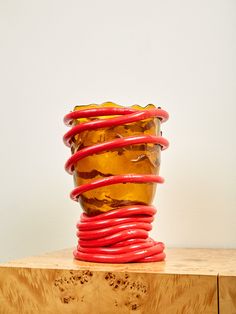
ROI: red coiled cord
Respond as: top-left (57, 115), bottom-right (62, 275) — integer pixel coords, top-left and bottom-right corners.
top-left (64, 106), bottom-right (169, 263)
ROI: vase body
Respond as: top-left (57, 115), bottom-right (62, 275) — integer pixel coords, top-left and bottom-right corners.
top-left (71, 102), bottom-right (161, 215)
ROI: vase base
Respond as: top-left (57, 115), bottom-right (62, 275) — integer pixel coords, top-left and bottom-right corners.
top-left (74, 205), bottom-right (165, 263)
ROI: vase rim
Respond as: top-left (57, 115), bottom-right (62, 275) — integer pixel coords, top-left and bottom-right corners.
top-left (73, 101), bottom-right (160, 111)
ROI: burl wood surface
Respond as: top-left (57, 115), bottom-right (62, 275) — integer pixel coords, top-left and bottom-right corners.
top-left (0, 248), bottom-right (235, 314)
top-left (220, 276), bottom-right (236, 314)
top-left (218, 250), bottom-right (236, 314)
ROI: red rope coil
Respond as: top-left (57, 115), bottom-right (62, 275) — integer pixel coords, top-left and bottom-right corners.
top-left (64, 106), bottom-right (169, 263)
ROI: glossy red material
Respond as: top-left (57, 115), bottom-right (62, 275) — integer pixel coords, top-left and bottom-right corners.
top-left (64, 106), bottom-right (169, 263)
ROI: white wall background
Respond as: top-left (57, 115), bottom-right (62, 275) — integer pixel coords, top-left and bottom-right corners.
top-left (0, 0), bottom-right (235, 262)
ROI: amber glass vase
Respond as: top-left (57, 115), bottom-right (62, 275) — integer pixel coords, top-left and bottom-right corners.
top-left (64, 101), bottom-right (169, 263)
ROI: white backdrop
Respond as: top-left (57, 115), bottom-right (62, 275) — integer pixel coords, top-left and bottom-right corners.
top-left (0, 0), bottom-right (235, 262)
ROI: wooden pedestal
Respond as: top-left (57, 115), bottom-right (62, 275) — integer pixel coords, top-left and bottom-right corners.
top-left (0, 248), bottom-right (235, 314)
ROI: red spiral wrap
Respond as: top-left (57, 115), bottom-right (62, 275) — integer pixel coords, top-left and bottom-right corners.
top-left (64, 106), bottom-right (169, 263)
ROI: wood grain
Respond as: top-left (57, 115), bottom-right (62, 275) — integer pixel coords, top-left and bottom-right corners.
top-left (1, 248), bottom-right (235, 314)
top-left (219, 276), bottom-right (236, 314)
top-left (217, 249), bottom-right (236, 314)
top-left (0, 268), bottom-right (217, 314)
top-left (3, 247), bottom-right (236, 275)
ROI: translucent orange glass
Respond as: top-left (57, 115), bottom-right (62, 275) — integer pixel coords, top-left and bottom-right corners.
top-left (71, 102), bottom-right (161, 215)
